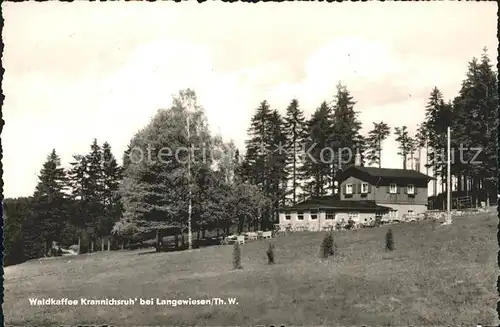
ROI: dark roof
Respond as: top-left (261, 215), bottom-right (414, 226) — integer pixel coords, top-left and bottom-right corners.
top-left (338, 166), bottom-right (433, 182)
top-left (284, 196), bottom-right (391, 212)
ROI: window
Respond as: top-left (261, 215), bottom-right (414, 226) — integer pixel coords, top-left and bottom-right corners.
top-left (285, 214), bottom-right (291, 221)
top-left (389, 183), bottom-right (397, 194)
top-left (325, 213), bottom-right (335, 220)
top-left (310, 210), bottom-right (318, 220)
top-left (361, 183), bottom-right (369, 194)
top-left (408, 210), bottom-right (414, 216)
top-left (407, 184), bottom-right (415, 195)
top-left (297, 211), bottom-right (304, 220)
top-left (345, 183), bottom-right (353, 195)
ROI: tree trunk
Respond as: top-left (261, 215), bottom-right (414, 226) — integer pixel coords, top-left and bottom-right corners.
top-left (379, 139), bottom-right (382, 168)
top-left (197, 229), bottom-right (201, 241)
top-left (107, 238), bottom-right (111, 251)
top-left (174, 233), bottom-right (179, 249)
top-left (155, 229), bottom-right (161, 252)
top-left (121, 242), bottom-right (124, 250)
top-left (78, 236), bottom-right (81, 254)
top-left (101, 238), bottom-right (104, 252)
top-left (91, 239), bottom-right (94, 253)
top-left (202, 229), bottom-right (206, 239)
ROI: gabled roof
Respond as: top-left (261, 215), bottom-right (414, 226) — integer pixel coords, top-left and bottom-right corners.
top-left (284, 196), bottom-right (391, 212)
top-left (337, 165), bottom-right (433, 183)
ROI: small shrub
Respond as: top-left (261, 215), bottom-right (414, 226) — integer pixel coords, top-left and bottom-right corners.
top-left (320, 231), bottom-right (335, 259)
top-left (385, 228), bottom-right (394, 251)
top-left (232, 242), bottom-right (242, 269)
top-left (266, 243), bottom-right (275, 264)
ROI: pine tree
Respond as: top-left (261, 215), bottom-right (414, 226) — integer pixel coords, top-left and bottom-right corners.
top-left (422, 87), bottom-right (447, 196)
top-left (67, 154), bottom-right (89, 229)
top-left (268, 110), bottom-right (288, 223)
top-left (283, 99), bottom-right (307, 204)
top-left (452, 49), bottom-right (498, 206)
top-left (32, 149), bottom-right (70, 254)
top-left (331, 83), bottom-right (362, 168)
top-left (394, 126), bottom-right (413, 170)
top-left (330, 83), bottom-right (363, 195)
top-left (366, 121), bottom-right (391, 168)
top-left (320, 231), bottom-right (335, 259)
top-left (300, 101), bottom-right (334, 197)
top-left (100, 142), bottom-right (123, 238)
top-left (243, 100), bottom-right (279, 230)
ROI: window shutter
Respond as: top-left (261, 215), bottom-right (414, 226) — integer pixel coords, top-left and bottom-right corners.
top-left (387, 185), bottom-right (390, 193)
top-left (368, 184), bottom-right (372, 193)
top-left (343, 184), bottom-right (346, 194)
top-left (357, 183), bottom-right (361, 194)
top-left (415, 186), bottom-right (418, 194)
top-left (405, 186), bottom-right (408, 194)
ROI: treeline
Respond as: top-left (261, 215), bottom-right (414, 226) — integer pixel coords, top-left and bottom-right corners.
top-left (4, 141), bottom-right (123, 266)
top-left (3, 48), bottom-right (496, 265)
top-left (238, 48), bottom-right (497, 218)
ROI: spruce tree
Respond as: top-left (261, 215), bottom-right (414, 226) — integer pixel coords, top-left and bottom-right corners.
top-left (320, 231), bottom-right (335, 259)
top-left (394, 126), bottom-right (414, 170)
top-left (366, 121), bottom-right (391, 168)
top-left (283, 99), bottom-right (307, 204)
top-left (32, 149), bottom-right (70, 254)
top-left (300, 101), bottom-right (334, 197)
top-left (100, 142), bottom-right (123, 238)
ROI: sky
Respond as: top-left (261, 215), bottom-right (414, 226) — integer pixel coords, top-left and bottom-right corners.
top-left (3, 2), bottom-right (497, 198)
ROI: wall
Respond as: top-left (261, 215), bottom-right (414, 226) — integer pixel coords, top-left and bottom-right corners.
top-left (379, 203), bottom-right (427, 218)
top-left (374, 185), bottom-right (428, 206)
top-left (278, 210), bottom-right (376, 231)
top-left (340, 176), bottom-right (375, 201)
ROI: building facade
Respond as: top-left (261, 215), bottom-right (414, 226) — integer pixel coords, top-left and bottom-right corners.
top-left (337, 165), bottom-right (432, 220)
top-left (277, 160), bottom-right (432, 231)
top-left (278, 197), bottom-right (391, 231)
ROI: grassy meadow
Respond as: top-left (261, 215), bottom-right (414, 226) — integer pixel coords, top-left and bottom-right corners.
top-left (4, 212), bottom-right (498, 326)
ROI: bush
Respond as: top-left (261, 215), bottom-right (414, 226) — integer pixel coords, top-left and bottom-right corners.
top-left (232, 242), bottom-right (242, 269)
top-left (385, 228), bottom-right (394, 251)
top-left (266, 243), bottom-right (275, 264)
top-left (320, 231), bottom-right (335, 259)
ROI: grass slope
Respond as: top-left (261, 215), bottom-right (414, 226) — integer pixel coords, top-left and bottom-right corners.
top-left (4, 213), bottom-right (498, 326)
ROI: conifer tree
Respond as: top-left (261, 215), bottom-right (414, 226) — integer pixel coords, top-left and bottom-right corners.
top-left (366, 121), bottom-right (391, 168)
top-left (283, 99), bottom-right (307, 204)
top-left (32, 149), bottom-right (70, 254)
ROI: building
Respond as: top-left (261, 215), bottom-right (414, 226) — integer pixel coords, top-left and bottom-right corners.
top-left (277, 155), bottom-right (433, 231)
top-left (336, 165), bottom-right (433, 219)
top-left (278, 196), bottom-right (392, 232)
